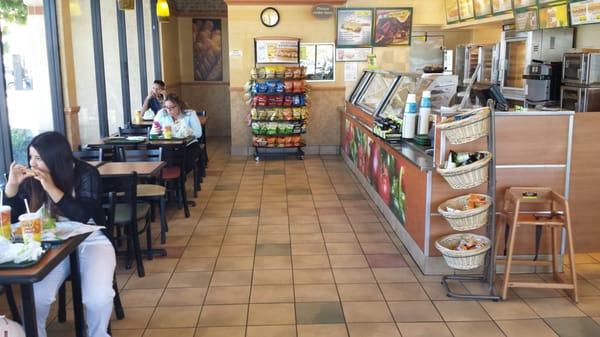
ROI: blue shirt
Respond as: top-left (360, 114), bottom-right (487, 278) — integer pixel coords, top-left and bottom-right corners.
top-left (148, 97), bottom-right (162, 113)
top-left (153, 109), bottom-right (203, 138)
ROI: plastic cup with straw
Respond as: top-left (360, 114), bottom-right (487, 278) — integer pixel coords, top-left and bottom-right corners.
top-left (0, 190), bottom-right (10, 240)
top-left (20, 199), bottom-right (42, 244)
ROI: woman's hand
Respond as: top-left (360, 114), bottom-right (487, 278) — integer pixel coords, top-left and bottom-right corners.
top-left (32, 168), bottom-right (64, 203)
top-left (4, 162), bottom-right (29, 197)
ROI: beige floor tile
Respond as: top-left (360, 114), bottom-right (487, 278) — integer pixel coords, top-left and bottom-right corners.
top-left (338, 284), bottom-right (384, 301)
top-left (210, 271), bottom-right (253, 286)
top-left (168, 272), bottom-right (212, 288)
top-left (257, 233), bottom-right (291, 244)
top-left (291, 233), bottom-right (325, 244)
top-left (248, 303), bottom-right (296, 325)
top-left (295, 284), bottom-right (340, 302)
top-left (253, 269), bottom-right (293, 285)
top-left (496, 319), bottom-right (559, 337)
top-left (194, 326), bottom-right (246, 337)
top-left (254, 256), bottom-right (292, 269)
top-left (421, 281), bottom-right (468, 300)
top-left (480, 297), bottom-right (538, 320)
top-left (323, 233), bottom-right (357, 243)
top-left (396, 322), bottom-right (453, 337)
top-left (175, 257), bottom-right (216, 272)
top-left (329, 255), bottom-right (369, 268)
top-left (434, 301), bottom-right (491, 321)
top-left (575, 296), bottom-right (600, 316)
top-left (182, 245), bottom-right (220, 258)
top-left (148, 306), bottom-right (202, 328)
top-left (293, 255), bottom-right (331, 269)
top-left (447, 321), bottom-right (505, 337)
top-left (214, 256), bottom-right (254, 271)
top-left (347, 323), bottom-right (401, 337)
top-left (110, 307), bottom-right (154, 329)
top-left (197, 304), bottom-right (248, 326)
top-left (120, 289), bottom-right (163, 307)
top-left (525, 297), bottom-right (586, 317)
top-left (219, 245), bottom-right (255, 257)
top-left (250, 285), bottom-right (294, 303)
top-left (297, 324), bottom-right (349, 337)
top-left (204, 286), bottom-right (251, 304)
top-left (372, 268), bottom-right (417, 283)
top-left (110, 330), bottom-right (144, 337)
top-left (290, 224), bottom-right (322, 234)
top-left (158, 288), bottom-right (207, 306)
top-left (361, 243), bottom-right (399, 255)
top-left (379, 283), bottom-right (429, 301)
top-left (388, 301), bottom-right (442, 322)
top-left (291, 243), bottom-right (328, 255)
top-left (258, 225), bottom-right (290, 234)
top-left (342, 301), bottom-right (393, 323)
top-left (333, 268), bottom-right (376, 284)
top-left (143, 328), bottom-right (195, 337)
top-left (326, 243), bottom-right (364, 255)
top-left (246, 325), bottom-right (296, 337)
top-left (125, 273), bottom-right (172, 290)
top-left (143, 258), bottom-right (180, 273)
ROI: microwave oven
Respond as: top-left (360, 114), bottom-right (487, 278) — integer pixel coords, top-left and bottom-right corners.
top-left (562, 52), bottom-right (600, 87)
top-left (560, 86), bottom-right (600, 112)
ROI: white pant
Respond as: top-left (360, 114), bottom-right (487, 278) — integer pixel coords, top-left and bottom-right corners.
top-left (32, 231), bottom-right (116, 337)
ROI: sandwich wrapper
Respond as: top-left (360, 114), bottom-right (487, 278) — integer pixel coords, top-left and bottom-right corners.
top-left (0, 237), bottom-right (44, 264)
top-left (142, 109), bottom-right (155, 120)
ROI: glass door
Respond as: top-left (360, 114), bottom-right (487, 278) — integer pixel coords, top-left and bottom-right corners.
top-left (504, 40), bottom-right (526, 89)
top-left (2, 1), bottom-right (55, 164)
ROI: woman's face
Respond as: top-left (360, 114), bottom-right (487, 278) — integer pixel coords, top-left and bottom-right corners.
top-left (164, 100), bottom-right (181, 119)
top-left (29, 146), bottom-right (49, 172)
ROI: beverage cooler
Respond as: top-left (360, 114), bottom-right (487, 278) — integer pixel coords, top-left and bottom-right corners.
top-left (499, 29), bottom-right (573, 101)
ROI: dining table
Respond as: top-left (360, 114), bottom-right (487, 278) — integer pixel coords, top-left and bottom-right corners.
top-left (97, 161), bottom-right (166, 178)
top-left (130, 116), bottom-right (207, 128)
top-left (0, 232), bottom-right (91, 337)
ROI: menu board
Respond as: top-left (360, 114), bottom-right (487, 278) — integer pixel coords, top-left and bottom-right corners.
top-left (446, 0), bottom-right (460, 23)
top-left (335, 48), bottom-right (372, 62)
top-left (255, 38), bottom-right (300, 64)
top-left (515, 7), bottom-right (539, 31)
top-left (570, 0), bottom-right (600, 26)
top-left (458, 0), bottom-right (475, 20)
top-left (373, 8), bottom-right (413, 46)
top-left (474, 0), bottom-right (492, 17)
top-left (492, 0), bottom-right (513, 14)
top-left (539, 3), bottom-right (570, 28)
top-left (513, 0), bottom-right (537, 9)
top-left (336, 8), bottom-right (374, 47)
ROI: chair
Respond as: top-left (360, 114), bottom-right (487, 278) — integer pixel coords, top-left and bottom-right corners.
top-left (497, 187), bottom-right (578, 302)
top-left (197, 110), bottom-right (208, 166)
top-left (186, 140), bottom-right (205, 198)
top-left (118, 126), bottom-right (149, 137)
top-left (0, 284), bottom-right (21, 323)
top-left (73, 148), bottom-right (103, 162)
top-left (161, 144), bottom-right (190, 218)
top-left (103, 172), bottom-right (154, 277)
top-left (117, 147), bottom-right (169, 244)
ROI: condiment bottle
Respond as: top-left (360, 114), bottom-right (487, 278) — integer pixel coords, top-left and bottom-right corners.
top-left (418, 91), bottom-right (431, 135)
top-left (402, 94), bottom-right (417, 139)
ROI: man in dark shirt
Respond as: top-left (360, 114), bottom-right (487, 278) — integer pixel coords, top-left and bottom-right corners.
top-left (141, 80), bottom-right (166, 116)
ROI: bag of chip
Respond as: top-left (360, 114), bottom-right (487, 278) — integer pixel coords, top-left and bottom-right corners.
top-left (275, 66), bottom-right (286, 78)
top-left (265, 66), bottom-right (275, 79)
top-left (284, 67), bottom-right (294, 79)
top-left (266, 81), bottom-right (277, 93)
top-left (284, 80), bottom-right (293, 93)
top-left (293, 80), bottom-right (304, 93)
top-left (275, 81), bottom-right (285, 93)
top-left (293, 67), bottom-right (303, 79)
top-left (250, 68), bottom-right (258, 79)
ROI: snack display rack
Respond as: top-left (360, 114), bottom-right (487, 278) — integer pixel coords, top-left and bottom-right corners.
top-left (245, 65), bottom-right (309, 161)
top-left (436, 100), bottom-right (501, 301)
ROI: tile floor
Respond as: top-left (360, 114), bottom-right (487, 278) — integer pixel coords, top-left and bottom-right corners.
top-left (3, 137), bottom-right (600, 337)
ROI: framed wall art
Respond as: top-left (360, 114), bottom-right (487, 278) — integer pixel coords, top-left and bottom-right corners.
top-left (254, 38), bottom-right (301, 64)
top-left (192, 18), bottom-right (223, 81)
top-left (336, 8), bottom-right (374, 47)
top-left (446, 0), bottom-right (460, 23)
top-left (335, 47), bottom-right (372, 62)
top-left (373, 8), bottom-right (413, 46)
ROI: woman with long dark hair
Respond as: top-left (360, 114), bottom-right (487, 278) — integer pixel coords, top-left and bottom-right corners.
top-left (3, 132), bottom-right (115, 337)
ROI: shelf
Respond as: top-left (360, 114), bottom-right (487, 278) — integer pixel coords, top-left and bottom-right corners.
top-left (442, 13), bottom-right (513, 30)
top-left (252, 77), bottom-right (307, 81)
top-left (252, 119), bottom-right (306, 122)
top-left (252, 132), bottom-right (305, 136)
top-left (254, 143), bottom-right (305, 149)
top-left (252, 105), bottom-right (307, 108)
top-left (251, 92), bottom-right (306, 96)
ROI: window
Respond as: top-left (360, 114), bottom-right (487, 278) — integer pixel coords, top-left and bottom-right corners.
top-left (300, 43), bottom-right (335, 82)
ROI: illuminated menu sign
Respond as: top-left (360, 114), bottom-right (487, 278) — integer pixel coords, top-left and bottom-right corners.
top-left (513, 0), bottom-right (537, 10)
top-left (515, 7), bottom-right (539, 31)
top-left (538, 3), bottom-right (570, 29)
top-left (446, 0), bottom-right (460, 23)
top-left (458, 0), bottom-right (475, 20)
top-left (474, 0), bottom-right (492, 17)
top-left (492, 0), bottom-right (513, 14)
top-left (570, 0), bottom-right (600, 26)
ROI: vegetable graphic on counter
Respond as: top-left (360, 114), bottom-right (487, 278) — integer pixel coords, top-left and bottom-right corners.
top-left (369, 139), bottom-right (380, 186)
top-left (378, 162), bottom-right (391, 205)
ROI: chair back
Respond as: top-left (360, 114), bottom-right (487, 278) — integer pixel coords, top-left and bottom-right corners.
top-left (116, 147), bottom-right (162, 162)
top-left (161, 145), bottom-right (187, 176)
top-left (119, 126), bottom-right (149, 137)
top-left (74, 148), bottom-right (103, 162)
top-left (102, 171), bottom-right (138, 232)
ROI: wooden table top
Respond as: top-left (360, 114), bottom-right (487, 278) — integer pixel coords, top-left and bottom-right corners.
top-left (86, 161), bottom-right (104, 167)
top-left (0, 233), bottom-right (90, 284)
top-left (97, 161), bottom-right (166, 178)
top-left (131, 116), bottom-right (207, 126)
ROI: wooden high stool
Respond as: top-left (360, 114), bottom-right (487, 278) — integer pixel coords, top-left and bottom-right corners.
top-left (497, 187), bottom-right (578, 302)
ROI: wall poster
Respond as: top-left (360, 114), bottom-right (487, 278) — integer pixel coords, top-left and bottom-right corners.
top-left (538, 3), bottom-right (570, 29)
top-left (336, 8), bottom-right (374, 47)
top-left (373, 8), bottom-right (413, 46)
top-left (569, 0), bottom-right (600, 26)
top-left (513, 0), bottom-right (537, 10)
top-left (254, 38), bottom-right (300, 64)
top-left (515, 7), bottom-right (539, 31)
top-left (192, 19), bottom-right (223, 81)
top-left (336, 47), bottom-right (372, 62)
top-left (474, 0), bottom-right (493, 17)
top-left (492, 0), bottom-right (513, 14)
top-left (446, 0), bottom-right (460, 23)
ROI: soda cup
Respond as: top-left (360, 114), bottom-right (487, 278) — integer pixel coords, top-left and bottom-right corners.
top-left (0, 206), bottom-right (11, 240)
top-left (163, 125), bottom-right (173, 139)
top-left (19, 213), bottom-right (42, 244)
top-left (134, 110), bottom-right (143, 124)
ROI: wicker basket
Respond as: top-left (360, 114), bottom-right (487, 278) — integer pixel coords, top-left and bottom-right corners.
top-left (436, 107), bottom-right (490, 145)
top-left (435, 233), bottom-right (491, 270)
top-left (438, 194), bottom-right (492, 231)
top-left (436, 151), bottom-right (492, 189)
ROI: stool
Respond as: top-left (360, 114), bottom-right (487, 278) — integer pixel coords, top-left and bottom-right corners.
top-left (497, 187), bottom-right (578, 302)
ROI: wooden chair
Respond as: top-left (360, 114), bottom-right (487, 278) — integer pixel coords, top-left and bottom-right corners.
top-left (116, 147), bottom-right (169, 244)
top-left (0, 284), bottom-right (21, 322)
top-left (497, 187), bottom-right (578, 302)
top-left (73, 148), bottom-right (103, 162)
top-left (161, 144), bottom-right (190, 218)
top-left (118, 126), bottom-right (148, 137)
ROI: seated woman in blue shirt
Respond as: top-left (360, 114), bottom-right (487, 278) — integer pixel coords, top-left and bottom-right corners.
top-left (153, 93), bottom-right (203, 138)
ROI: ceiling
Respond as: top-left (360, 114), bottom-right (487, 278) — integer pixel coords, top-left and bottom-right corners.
top-left (171, 0), bottom-right (227, 12)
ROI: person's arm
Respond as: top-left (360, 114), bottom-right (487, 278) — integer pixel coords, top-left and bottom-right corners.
top-left (141, 95), bottom-right (152, 112)
top-left (187, 112), bottom-right (203, 138)
top-left (3, 183), bottom-right (28, 223)
top-left (55, 163), bottom-right (102, 224)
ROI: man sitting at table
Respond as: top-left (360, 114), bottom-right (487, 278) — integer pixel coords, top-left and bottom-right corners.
top-left (141, 79), bottom-right (166, 119)
top-left (3, 132), bottom-right (115, 337)
top-left (153, 93), bottom-right (203, 139)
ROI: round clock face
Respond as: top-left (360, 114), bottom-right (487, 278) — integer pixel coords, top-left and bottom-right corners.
top-left (261, 7), bottom-right (280, 27)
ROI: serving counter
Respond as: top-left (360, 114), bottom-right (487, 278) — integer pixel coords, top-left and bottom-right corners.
top-left (342, 101), bottom-right (575, 274)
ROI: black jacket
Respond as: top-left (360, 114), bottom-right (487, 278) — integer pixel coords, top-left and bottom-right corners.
top-left (3, 160), bottom-right (104, 227)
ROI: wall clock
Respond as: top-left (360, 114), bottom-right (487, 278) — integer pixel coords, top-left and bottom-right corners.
top-left (261, 7), bottom-right (280, 27)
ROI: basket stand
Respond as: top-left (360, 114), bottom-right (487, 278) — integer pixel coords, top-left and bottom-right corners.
top-left (440, 99), bottom-right (501, 301)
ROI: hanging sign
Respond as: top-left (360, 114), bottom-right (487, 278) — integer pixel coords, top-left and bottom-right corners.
top-left (312, 4), bottom-right (335, 19)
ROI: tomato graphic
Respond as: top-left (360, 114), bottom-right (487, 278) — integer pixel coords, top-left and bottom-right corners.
top-left (369, 141), bottom-right (380, 186)
top-left (378, 164), bottom-right (391, 205)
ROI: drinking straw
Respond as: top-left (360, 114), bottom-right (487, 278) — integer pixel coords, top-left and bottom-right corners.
top-left (24, 198), bottom-right (31, 214)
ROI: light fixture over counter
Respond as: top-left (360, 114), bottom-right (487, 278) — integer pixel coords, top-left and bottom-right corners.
top-left (157, 0), bottom-right (170, 22)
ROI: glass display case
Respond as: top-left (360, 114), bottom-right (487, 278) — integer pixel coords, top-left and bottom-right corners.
top-left (349, 71), bottom-right (374, 104)
top-left (355, 71), bottom-right (400, 114)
